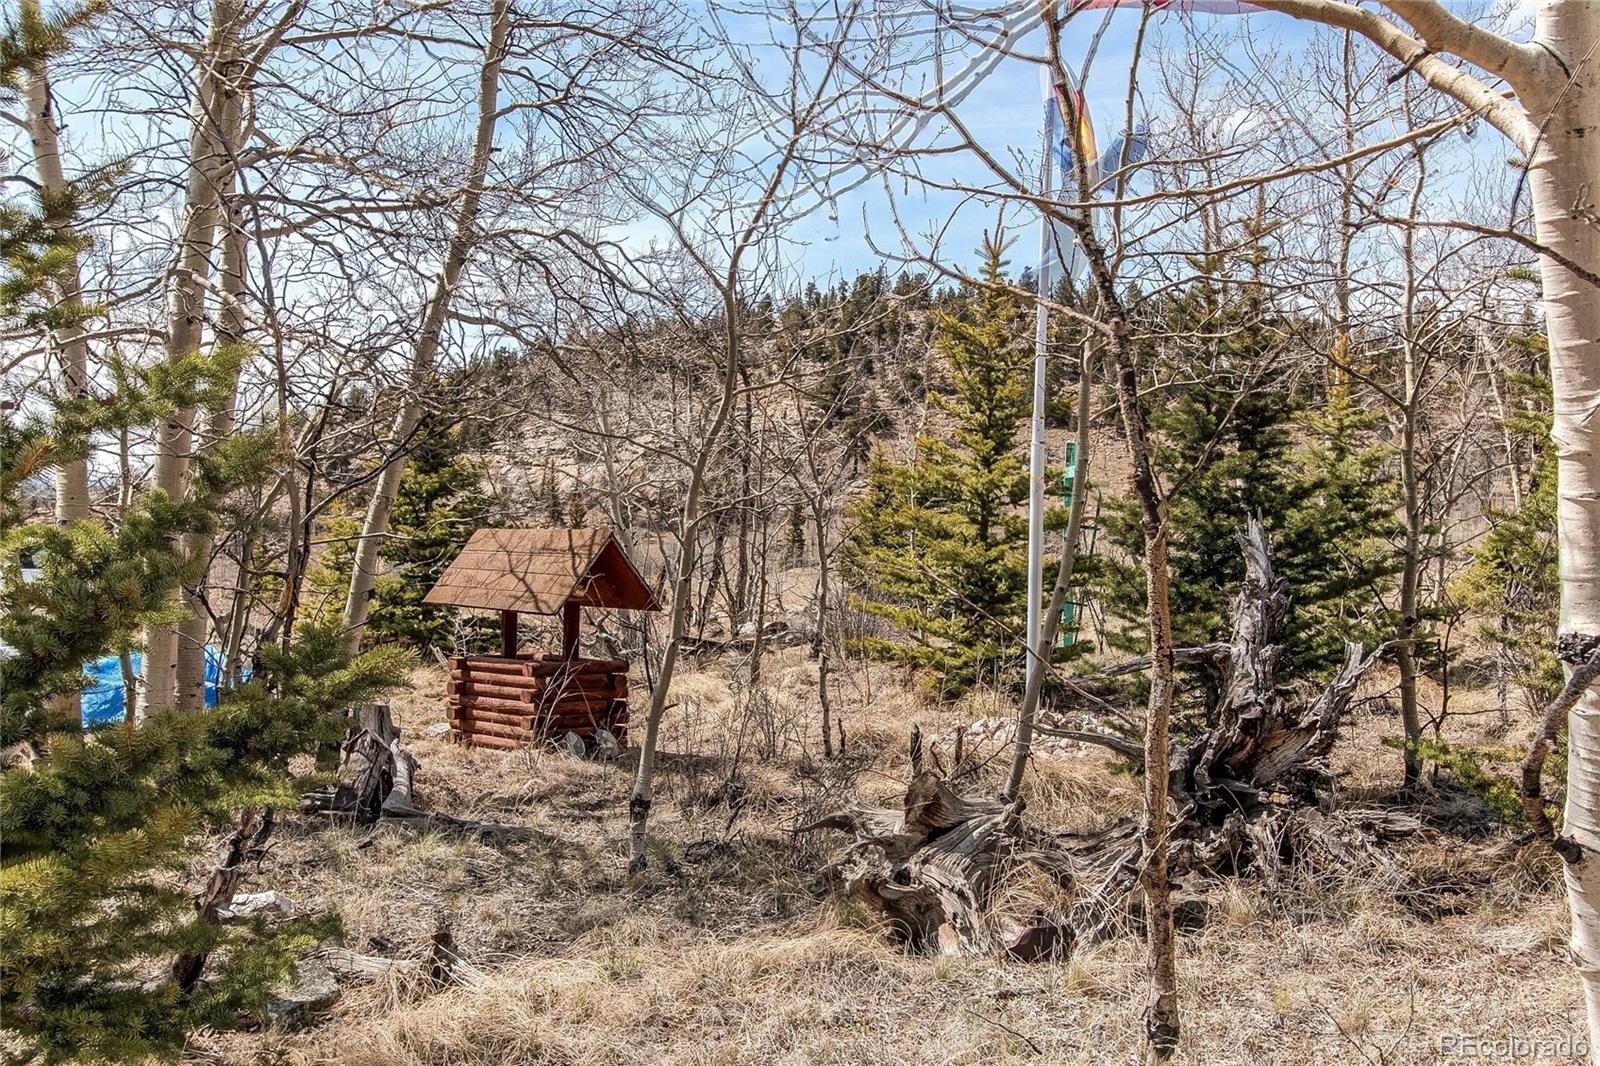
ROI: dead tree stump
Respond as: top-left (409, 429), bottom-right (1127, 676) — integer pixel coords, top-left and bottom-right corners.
top-left (173, 806), bottom-right (275, 990)
top-left (1042, 517), bottom-right (1399, 883)
top-left (300, 703), bottom-right (544, 843)
top-left (802, 727), bottom-right (1071, 959)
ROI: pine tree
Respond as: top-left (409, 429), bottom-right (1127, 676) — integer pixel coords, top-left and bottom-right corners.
top-left (784, 502), bottom-right (806, 564)
top-left (843, 235), bottom-right (1041, 694)
top-left (1092, 276), bottom-right (1399, 689)
top-left (566, 484), bottom-right (586, 529)
top-left (366, 424), bottom-right (503, 652)
top-left (1095, 274), bottom-right (1301, 658)
top-left (1454, 366), bottom-right (1560, 703)
top-left (1278, 380), bottom-right (1403, 677)
top-left (1, 372), bottom-right (407, 1062)
top-left (304, 508), bottom-right (361, 627)
top-left (541, 461), bottom-right (563, 527)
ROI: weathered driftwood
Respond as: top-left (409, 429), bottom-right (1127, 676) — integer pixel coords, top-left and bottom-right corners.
top-left (174, 805), bottom-right (274, 990)
top-left (811, 524), bottom-right (1414, 955)
top-left (802, 727), bottom-right (1070, 959)
top-left (315, 920), bottom-right (488, 989)
top-left (300, 704), bottom-right (542, 843)
top-left (1039, 518), bottom-right (1401, 881)
top-left (298, 703), bottom-right (401, 823)
top-left (423, 918), bottom-right (488, 987)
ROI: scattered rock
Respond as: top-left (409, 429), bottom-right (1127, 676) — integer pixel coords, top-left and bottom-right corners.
top-left (592, 728), bottom-right (619, 761)
top-left (562, 731), bottom-right (586, 758)
top-left (425, 721), bottom-right (452, 738)
top-left (220, 890), bottom-right (295, 921)
top-left (267, 958), bottom-right (340, 1028)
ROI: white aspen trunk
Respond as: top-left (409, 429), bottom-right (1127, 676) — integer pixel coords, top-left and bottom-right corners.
top-left (1524, 3), bottom-right (1600, 1053)
top-left (1106, 317), bottom-right (1179, 1063)
top-left (175, 170), bottom-right (248, 710)
top-left (22, 57), bottom-right (91, 525)
top-left (117, 429), bottom-right (140, 722)
top-left (24, 52), bottom-right (91, 731)
top-left (341, 0), bottom-right (510, 644)
top-left (1395, 138), bottom-right (1427, 788)
top-left (140, 0), bottom-right (243, 715)
top-left (810, 494), bottom-right (834, 757)
top-left (1394, 378), bottom-right (1424, 786)
top-left (595, 393), bottom-right (634, 556)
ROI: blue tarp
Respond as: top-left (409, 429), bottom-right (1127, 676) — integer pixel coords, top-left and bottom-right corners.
top-left (81, 647), bottom-right (241, 726)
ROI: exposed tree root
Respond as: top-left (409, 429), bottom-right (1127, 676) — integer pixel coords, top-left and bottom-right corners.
top-left (805, 521), bottom-right (1419, 955)
top-left (1042, 519), bottom-right (1397, 876)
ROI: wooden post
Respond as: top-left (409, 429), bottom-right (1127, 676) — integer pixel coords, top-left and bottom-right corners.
top-left (562, 602), bottom-right (580, 659)
top-left (500, 610), bottom-right (517, 658)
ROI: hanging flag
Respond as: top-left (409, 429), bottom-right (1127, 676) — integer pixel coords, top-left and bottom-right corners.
top-left (1044, 67), bottom-right (1100, 188)
top-left (1099, 122), bottom-right (1149, 177)
top-left (1038, 0), bottom-right (1257, 283)
top-left (1066, 0), bottom-right (1258, 12)
top-left (1040, 66), bottom-right (1095, 286)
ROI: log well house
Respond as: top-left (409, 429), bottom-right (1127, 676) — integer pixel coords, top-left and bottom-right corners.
top-left (423, 528), bottom-right (659, 750)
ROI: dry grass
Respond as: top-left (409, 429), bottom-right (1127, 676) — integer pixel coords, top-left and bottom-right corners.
top-left (195, 654), bottom-right (1583, 1066)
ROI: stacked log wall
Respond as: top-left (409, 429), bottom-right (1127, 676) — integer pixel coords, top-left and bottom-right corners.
top-left (446, 654), bottom-right (629, 750)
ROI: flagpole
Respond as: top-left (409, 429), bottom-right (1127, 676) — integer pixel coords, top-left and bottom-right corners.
top-left (1026, 93), bottom-right (1054, 693)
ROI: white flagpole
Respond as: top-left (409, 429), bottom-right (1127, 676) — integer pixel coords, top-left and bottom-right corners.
top-left (1026, 87), bottom-right (1055, 689)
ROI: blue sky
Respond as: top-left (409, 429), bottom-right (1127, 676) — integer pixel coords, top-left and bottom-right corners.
top-left (771, 0), bottom-right (1530, 285)
top-left (780, 5), bottom-right (1315, 281)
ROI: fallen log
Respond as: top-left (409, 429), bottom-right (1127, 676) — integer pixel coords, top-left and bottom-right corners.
top-left (316, 921), bottom-right (487, 988)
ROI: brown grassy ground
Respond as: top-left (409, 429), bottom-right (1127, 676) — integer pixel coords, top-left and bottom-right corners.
top-left (196, 653), bottom-right (1583, 1065)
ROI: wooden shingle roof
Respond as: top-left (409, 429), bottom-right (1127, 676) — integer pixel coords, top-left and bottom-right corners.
top-left (422, 528), bottom-right (659, 614)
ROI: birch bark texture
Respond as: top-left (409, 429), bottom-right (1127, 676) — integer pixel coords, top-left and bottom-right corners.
top-left (174, 160), bottom-right (248, 711)
top-left (20, 32), bottom-right (91, 525)
top-left (140, 0), bottom-right (247, 715)
top-left (1252, 0), bottom-right (1600, 1052)
top-left (21, 12), bottom-right (94, 731)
